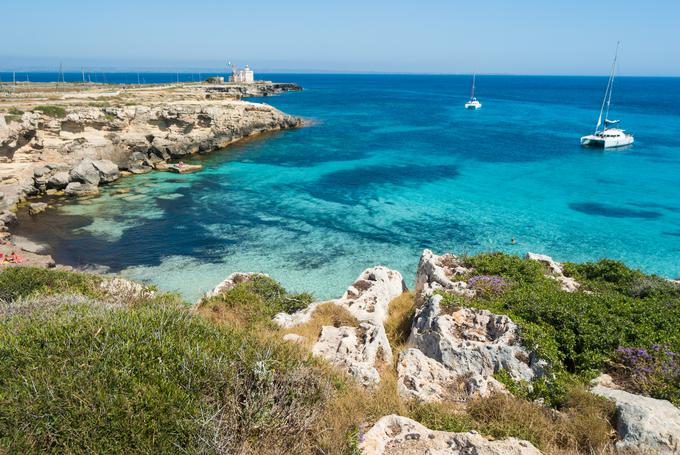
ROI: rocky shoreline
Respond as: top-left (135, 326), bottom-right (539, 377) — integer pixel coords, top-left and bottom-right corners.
top-left (0, 81), bottom-right (303, 266)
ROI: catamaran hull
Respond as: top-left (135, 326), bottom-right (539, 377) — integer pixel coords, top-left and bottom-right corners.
top-left (580, 135), bottom-right (634, 148)
top-left (465, 102), bottom-right (481, 109)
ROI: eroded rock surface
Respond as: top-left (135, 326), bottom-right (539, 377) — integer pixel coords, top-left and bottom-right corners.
top-left (525, 252), bottom-right (580, 292)
top-left (592, 381), bottom-right (680, 454)
top-left (360, 415), bottom-right (542, 455)
top-left (415, 249), bottom-right (473, 304)
top-left (204, 272), bottom-right (268, 299)
top-left (275, 266), bottom-right (407, 385)
top-left (398, 249), bottom-right (544, 402)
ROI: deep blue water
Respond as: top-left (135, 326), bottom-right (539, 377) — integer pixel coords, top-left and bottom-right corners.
top-left (13, 74), bottom-right (680, 300)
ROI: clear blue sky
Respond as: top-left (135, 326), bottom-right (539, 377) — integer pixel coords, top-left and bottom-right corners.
top-left (2, 0), bottom-right (679, 75)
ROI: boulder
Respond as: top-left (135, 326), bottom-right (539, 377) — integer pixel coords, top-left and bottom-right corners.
top-left (592, 384), bottom-right (680, 454)
top-left (282, 333), bottom-right (306, 344)
top-left (274, 266), bottom-right (406, 386)
top-left (92, 159), bottom-right (120, 183)
top-left (525, 252), bottom-right (579, 292)
top-left (404, 294), bottom-right (543, 401)
top-left (415, 249), bottom-right (474, 305)
top-left (360, 415), bottom-right (542, 455)
top-left (47, 171), bottom-right (71, 189)
top-left (28, 202), bottom-right (48, 216)
top-left (69, 159), bottom-right (101, 186)
top-left (0, 211), bottom-right (18, 226)
top-left (64, 182), bottom-right (99, 197)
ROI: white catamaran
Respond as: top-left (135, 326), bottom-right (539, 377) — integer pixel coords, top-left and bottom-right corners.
top-left (465, 73), bottom-right (482, 109)
top-left (580, 42), bottom-right (634, 148)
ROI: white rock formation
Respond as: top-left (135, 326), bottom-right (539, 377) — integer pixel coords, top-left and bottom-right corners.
top-left (204, 272), bottom-right (269, 299)
top-left (525, 252), bottom-right (580, 292)
top-left (275, 266), bottom-right (406, 385)
top-left (403, 294), bottom-right (543, 401)
top-left (592, 383), bottom-right (680, 454)
top-left (360, 415), bottom-right (542, 455)
top-left (415, 249), bottom-right (474, 304)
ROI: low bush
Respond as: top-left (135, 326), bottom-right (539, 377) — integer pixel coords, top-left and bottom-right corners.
top-left (442, 253), bottom-right (680, 405)
top-left (33, 104), bottom-right (67, 118)
top-left (0, 266), bottom-right (103, 302)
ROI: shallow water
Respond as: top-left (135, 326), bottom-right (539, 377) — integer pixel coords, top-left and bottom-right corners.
top-left (15, 74), bottom-right (680, 300)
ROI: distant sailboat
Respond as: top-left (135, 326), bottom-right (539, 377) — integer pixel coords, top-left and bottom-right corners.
top-left (580, 42), bottom-right (634, 148)
top-left (464, 73), bottom-right (482, 109)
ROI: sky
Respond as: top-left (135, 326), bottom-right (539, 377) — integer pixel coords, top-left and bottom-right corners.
top-left (2, 0), bottom-right (679, 76)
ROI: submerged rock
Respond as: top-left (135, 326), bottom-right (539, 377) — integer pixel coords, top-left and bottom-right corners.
top-left (360, 414), bottom-right (542, 455)
top-left (592, 380), bottom-right (680, 454)
top-left (27, 202), bottom-right (48, 216)
top-left (64, 182), bottom-right (99, 197)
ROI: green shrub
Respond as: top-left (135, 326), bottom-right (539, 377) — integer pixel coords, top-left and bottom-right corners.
top-left (0, 267), bottom-right (103, 302)
top-left (33, 105), bottom-right (67, 118)
top-left (0, 292), bottom-right (330, 454)
top-left (8, 107), bottom-right (24, 115)
top-left (198, 275), bottom-right (313, 327)
top-left (442, 253), bottom-right (680, 405)
top-left (3, 114), bottom-right (21, 124)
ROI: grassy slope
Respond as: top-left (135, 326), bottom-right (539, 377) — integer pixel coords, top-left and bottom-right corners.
top-left (2, 258), bottom-right (677, 454)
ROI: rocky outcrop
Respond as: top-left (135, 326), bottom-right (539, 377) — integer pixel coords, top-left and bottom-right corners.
top-left (0, 85), bottom-right (302, 207)
top-left (397, 249), bottom-right (545, 402)
top-left (402, 294), bottom-right (544, 401)
top-left (360, 415), bottom-right (542, 455)
top-left (525, 252), bottom-right (580, 292)
top-left (591, 376), bottom-right (680, 454)
top-left (204, 82), bottom-right (302, 98)
top-left (415, 249), bottom-right (474, 304)
top-left (204, 271), bottom-right (268, 299)
top-left (275, 266), bottom-right (407, 386)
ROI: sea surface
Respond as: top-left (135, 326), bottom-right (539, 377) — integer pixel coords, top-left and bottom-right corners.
top-left (11, 73), bottom-right (680, 301)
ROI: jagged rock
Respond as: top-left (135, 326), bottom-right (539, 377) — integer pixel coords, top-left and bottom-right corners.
top-left (100, 278), bottom-right (156, 300)
top-left (397, 348), bottom-right (492, 402)
top-left (592, 383), bottom-right (680, 454)
top-left (404, 294), bottom-right (544, 401)
top-left (360, 415), bottom-right (542, 455)
top-left (46, 171), bottom-right (70, 190)
top-left (70, 159), bottom-right (101, 186)
top-left (274, 266), bottom-right (406, 385)
top-left (0, 211), bottom-right (18, 226)
top-left (92, 159), bottom-right (120, 183)
top-left (526, 252), bottom-right (579, 292)
top-left (204, 271), bottom-right (268, 299)
top-left (28, 202), bottom-right (48, 216)
top-left (64, 182), bottom-right (99, 197)
top-left (415, 249), bottom-right (474, 305)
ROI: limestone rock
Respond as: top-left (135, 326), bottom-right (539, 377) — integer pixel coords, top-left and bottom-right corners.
top-left (404, 294), bottom-right (544, 401)
top-left (204, 271), bottom-right (269, 299)
top-left (47, 171), bottom-right (70, 189)
top-left (525, 252), bottom-right (579, 292)
top-left (360, 415), bottom-right (542, 455)
top-left (69, 159), bottom-right (101, 186)
top-left (282, 333), bottom-right (306, 344)
top-left (415, 249), bottom-right (474, 305)
top-left (274, 266), bottom-right (407, 385)
top-left (92, 159), bottom-right (120, 183)
top-left (28, 202), bottom-right (48, 216)
top-left (64, 182), bottom-right (99, 197)
top-left (592, 385), bottom-right (680, 454)
top-left (100, 278), bottom-right (156, 300)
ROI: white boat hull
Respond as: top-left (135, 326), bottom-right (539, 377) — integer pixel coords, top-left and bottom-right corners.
top-left (580, 133), bottom-right (634, 148)
top-left (465, 101), bottom-right (481, 109)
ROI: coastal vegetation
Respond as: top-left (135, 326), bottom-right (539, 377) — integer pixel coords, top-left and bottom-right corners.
top-left (0, 258), bottom-right (677, 453)
top-left (440, 253), bottom-right (680, 406)
top-left (33, 105), bottom-right (66, 118)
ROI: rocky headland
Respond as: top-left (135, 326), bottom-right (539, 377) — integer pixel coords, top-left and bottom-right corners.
top-left (0, 81), bottom-right (302, 265)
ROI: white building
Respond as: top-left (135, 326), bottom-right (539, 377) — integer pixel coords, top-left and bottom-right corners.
top-left (229, 64), bottom-right (254, 83)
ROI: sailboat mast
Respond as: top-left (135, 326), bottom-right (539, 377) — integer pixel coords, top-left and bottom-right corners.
top-left (604, 42), bottom-right (619, 125)
top-left (595, 43), bottom-right (618, 133)
top-left (470, 73), bottom-right (476, 99)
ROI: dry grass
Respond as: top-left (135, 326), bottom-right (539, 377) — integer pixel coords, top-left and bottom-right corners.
top-left (282, 302), bottom-right (359, 349)
top-left (384, 292), bottom-right (415, 351)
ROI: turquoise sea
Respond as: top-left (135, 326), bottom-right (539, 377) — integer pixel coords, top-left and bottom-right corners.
top-left (14, 74), bottom-right (680, 300)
